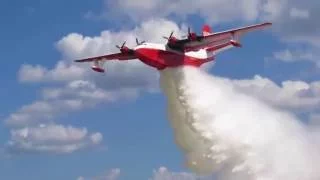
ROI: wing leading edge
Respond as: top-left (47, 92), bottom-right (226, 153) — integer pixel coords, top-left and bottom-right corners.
top-left (74, 52), bottom-right (137, 62)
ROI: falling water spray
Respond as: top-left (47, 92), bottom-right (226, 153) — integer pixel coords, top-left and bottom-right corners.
top-left (159, 66), bottom-right (320, 180)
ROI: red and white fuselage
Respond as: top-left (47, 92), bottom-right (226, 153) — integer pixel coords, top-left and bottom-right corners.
top-left (133, 43), bottom-right (216, 70)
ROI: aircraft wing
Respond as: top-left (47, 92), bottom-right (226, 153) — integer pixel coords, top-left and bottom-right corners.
top-left (173, 22), bottom-right (272, 52)
top-left (74, 52), bottom-right (136, 62)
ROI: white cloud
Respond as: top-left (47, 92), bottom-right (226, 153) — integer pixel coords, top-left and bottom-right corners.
top-left (6, 124), bottom-right (102, 154)
top-left (231, 75), bottom-right (320, 113)
top-left (78, 167), bottom-right (212, 180)
top-left (19, 64), bottom-right (47, 82)
top-left (290, 8), bottom-right (310, 19)
top-left (6, 19), bottom-right (188, 126)
top-left (102, 0), bottom-right (317, 39)
top-left (101, 0), bottom-right (320, 67)
top-left (11, 19), bottom-right (189, 127)
top-left (78, 168), bottom-right (121, 180)
top-left (7, 18), bottom-right (187, 155)
top-left (264, 0), bottom-right (320, 46)
top-left (9, 2), bottom-right (320, 159)
top-left (272, 49), bottom-right (317, 64)
top-left (149, 167), bottom-right (204, 180)
top-left (18, 18), bottom-right (187, 92)
top-left (55, 18), bottom-right (185, 60)
top-left (4, 79), bottom-right (137, 154)
top-left (273, 49), bottom-right (297, 62)
top-left (5, 80), bottom-right (136, 127)
top-left (260, 0), bottom-right (288, 21)
top-left (104, 0), bottom-right (262, 24)
top-left (19, 62), bottom-right (87, 83)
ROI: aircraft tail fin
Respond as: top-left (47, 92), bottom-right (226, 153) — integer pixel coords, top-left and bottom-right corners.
top-left (202, 24), bottom-right (212, 36)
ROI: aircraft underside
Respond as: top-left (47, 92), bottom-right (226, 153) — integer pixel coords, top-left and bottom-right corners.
top-left (135, 48), bottom-right (214, 70)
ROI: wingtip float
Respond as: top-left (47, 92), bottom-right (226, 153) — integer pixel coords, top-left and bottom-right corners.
top-left (74, 22), bottom-right (272, 73)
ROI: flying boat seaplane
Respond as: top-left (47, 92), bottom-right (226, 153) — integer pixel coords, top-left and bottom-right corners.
top-left (74, 22), bottom-right (272, 73)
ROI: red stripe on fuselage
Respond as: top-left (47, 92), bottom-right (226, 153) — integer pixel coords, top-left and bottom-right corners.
top-left (135, 48), bottom-right (214, 70)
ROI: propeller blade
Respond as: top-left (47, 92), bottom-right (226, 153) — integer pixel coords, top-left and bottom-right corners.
top-left (163, 36), bottom-right (169, 40)
top-left (169, 31), bottom-right (174, 38)
top-left (163, 31), bottom-right (174, 40)
top-left (121, 41), bottom-right (126, 48)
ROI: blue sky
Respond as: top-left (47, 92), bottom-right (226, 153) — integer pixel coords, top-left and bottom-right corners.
top-left (1, 0), bottom-right (319, 180)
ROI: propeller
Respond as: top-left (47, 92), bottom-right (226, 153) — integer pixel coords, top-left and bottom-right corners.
top-left (182, 26), bottom-right (198, 40)
top-left (116, 41), bottom-right (126, 49)
top-left (163, 31), bottom-right (174, 40)
top-left (115, 41), bottom-right (133, 54)
top-left (135, 38), bottom-right (145, 45)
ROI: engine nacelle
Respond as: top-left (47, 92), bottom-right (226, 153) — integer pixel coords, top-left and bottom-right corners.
top-left (188, 32), bottom-right (197, 41)
top-left (91, 65), bottom-right (105, 73)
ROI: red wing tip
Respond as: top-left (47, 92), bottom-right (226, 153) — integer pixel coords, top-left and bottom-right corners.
top-left (74, 59), bottom-right (94, 62)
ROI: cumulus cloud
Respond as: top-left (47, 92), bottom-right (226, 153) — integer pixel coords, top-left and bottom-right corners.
top-left (104, 0), bottom-right (262, 24)
top-left (290, 8), bottom-right (310, 19)
top-left (6, 124), bottom-right (102, 154)
top-left (271, 48), bottom-right (320, 68)
top-left (265, 0), bottom-right (320, 43)
top-left (77, 168), bottom-right (121, 180)
top-left (272, 49), bottom-right (315, 62)
top-left (8, 1), bottom-right (320, 160)
top-left (262, 0), bottom-right (320, 66)
top-left (149, 167), bottom-right (206, 180)
top-left (98, 0), bottom-right (320, 66)
top-left (19, 62), bottom-right (87, 83)
top-left (78, 167), bottom-right (211, 180)
top-left (18, 19), bottom-right (187, 91)
top-left (10, 19), bottom-right (188, 129)
top-left (11, 72), bottom-right (320, 154)
top-left (11, 19), bottom-right (188, 128)
top-left (230, 75), bottom-right (320, 113)
top-left (5, 19), bottom-right (187, 155)
top-left (101, 0), bottom-right (318, 39)
top-left (5, 80), bottom-right (132, 127)
top-left (3, 79), bottom-right (122, 154)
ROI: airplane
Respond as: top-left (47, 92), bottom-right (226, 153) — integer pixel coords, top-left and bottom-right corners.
top-left (74, 22), bottom-right (272, 73)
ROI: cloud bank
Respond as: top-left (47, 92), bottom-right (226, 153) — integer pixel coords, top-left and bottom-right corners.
top-left (4, 19), bottom-right (187, 155)
top-left (100, 0), bottom-right (320, 66)
top-left (7, 124), bottom-right (102, 154)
